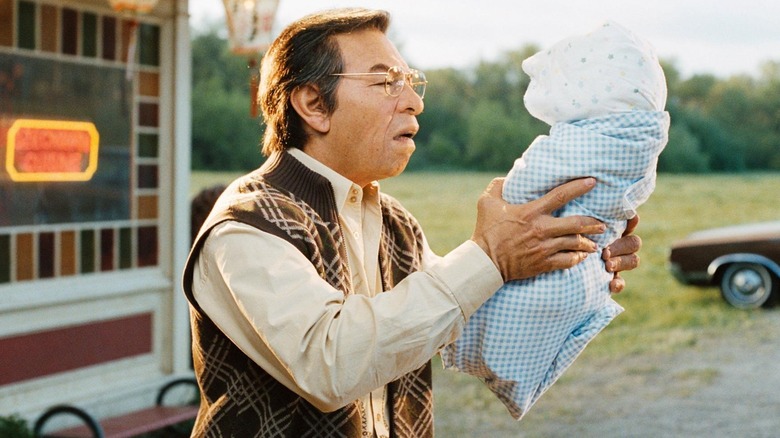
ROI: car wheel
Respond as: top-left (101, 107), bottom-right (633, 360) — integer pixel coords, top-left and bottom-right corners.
top-left (719, 263), bottom-right (777, 309)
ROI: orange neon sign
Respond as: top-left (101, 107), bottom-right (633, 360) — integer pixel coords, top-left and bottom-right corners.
top-left (5, 119), bottom-right (99, 182)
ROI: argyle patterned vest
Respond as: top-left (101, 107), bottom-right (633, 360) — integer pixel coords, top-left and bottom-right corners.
top-left (182, 151), bottom-right (433, 437)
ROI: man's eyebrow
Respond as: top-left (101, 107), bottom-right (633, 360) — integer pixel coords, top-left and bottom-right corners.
top-left (368, 63), bottom-right (390, 73)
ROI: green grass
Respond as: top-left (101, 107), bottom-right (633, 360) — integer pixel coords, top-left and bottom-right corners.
top-left (192, 170), bottom-right (780, 434)
top-left (384, 172), bottom-right (780, 356)
top-left (194, 171), bottom-right (780, 353)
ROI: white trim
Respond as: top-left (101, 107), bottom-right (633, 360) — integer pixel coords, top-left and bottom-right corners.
top-left (169, 0), bottom-right (193, 374)
top-left (155, 0), bottom-right (175, 374)
top-left (0, 285), bottom-right (162, 337)
top-left (0, 268), bottom-right (171, 314)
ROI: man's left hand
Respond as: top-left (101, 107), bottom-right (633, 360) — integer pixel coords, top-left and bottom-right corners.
top-left (603, 215), bottom-right (642, 293)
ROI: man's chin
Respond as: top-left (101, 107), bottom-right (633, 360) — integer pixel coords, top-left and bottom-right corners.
top-left (378, 156), bottom-right (412, 182)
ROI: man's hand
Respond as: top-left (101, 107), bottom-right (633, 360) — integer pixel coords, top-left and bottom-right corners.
top-left (602, 215), bottom-right (642, 293)
top-left (471, 177), bottom-right (605, 282)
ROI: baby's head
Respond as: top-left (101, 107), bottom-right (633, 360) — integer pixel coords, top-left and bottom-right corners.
top-left (522, 21), bottom-right (667, 125)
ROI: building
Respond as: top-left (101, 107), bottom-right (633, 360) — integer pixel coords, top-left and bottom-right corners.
top-left (0, 0), bottom-right (193, 425)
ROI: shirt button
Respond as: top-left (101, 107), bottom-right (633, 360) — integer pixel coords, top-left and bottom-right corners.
top-left (350, 196), bottom-right (357, 203)
top-left (353, 231), bottom-right (360, 239)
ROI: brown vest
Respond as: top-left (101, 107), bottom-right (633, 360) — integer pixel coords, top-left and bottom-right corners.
top-left (182, 151), bottom-right (433, 437)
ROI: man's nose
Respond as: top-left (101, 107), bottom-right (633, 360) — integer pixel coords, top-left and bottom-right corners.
top-left (398, 83), bottom-right (424, 115)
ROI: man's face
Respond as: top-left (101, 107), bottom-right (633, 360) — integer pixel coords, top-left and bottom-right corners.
top-left (322, 29), bottom-right (424, 187)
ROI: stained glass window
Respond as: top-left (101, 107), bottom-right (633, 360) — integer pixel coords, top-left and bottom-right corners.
top-left (41, 4), bottom-right (58, 52)
top-left (62, 8), bottom-right (78, 55)
top-left (0, 0), bottom-right (163, 284)
top-left (102, 16), bottom-right (117, 61)
top-left (82, 12), bottom-right (98, 58)
top-left (17, 1), bottom-right (35, 49)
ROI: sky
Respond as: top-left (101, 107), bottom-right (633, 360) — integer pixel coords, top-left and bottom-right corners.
top-left (190, 0), bottom-right (780, 79)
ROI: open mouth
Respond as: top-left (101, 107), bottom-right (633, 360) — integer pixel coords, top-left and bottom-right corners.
top-left (396, 127), bottom-right (418, 140)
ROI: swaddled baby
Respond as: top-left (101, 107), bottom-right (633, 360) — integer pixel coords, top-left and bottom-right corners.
top-left (441, 21), bottom-right (670, 419)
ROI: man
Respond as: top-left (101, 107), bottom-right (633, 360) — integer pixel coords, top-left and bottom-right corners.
top-left (183, 8), bottom-right (641, 437)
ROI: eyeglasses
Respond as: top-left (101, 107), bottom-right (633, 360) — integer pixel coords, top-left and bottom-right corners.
top-left (331, 66), bottom-right (427, 99)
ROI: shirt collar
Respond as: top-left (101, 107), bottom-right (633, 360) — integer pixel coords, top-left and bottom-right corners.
top-left (287, 148), bottom-right (380, 212)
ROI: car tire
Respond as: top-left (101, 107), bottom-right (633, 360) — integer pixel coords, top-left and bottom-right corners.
top-left (719, 263), bottom-right (777, 309)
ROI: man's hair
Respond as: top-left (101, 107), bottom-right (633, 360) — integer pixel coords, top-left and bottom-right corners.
top-left (258, 8), bottom-right (390, 156)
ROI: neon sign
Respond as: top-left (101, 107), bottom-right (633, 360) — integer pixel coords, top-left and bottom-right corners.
top-left (5, 119), bottom-right (99, 182)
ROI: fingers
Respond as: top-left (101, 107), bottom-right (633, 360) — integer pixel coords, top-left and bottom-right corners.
top-left (482, 177), bottom-right (505, 199)
top-left (474, 178), bottom-right (507, 223)
top-left (608, 273), bottom-right (626, 293)
top-left (605, 252), bottom-right (641, 273)
top-left (603, 234), bottom-right (642, 262)
top-left (545, 214), bottom-right (605, 238)
top-left (533, 178), bottom-right (596, 215)
top-left (550, 233), bottom-right (599, 257)
top-left (525, 233), bottom-right (598, 275)
top-left (624, 215), bottom-right (640, 236)
top-left (472, 177), bottom-right (605, 282)
top-left (603, 216), bottom-right (642, 274)
top-left (544, 249), bottom-right (592, 272)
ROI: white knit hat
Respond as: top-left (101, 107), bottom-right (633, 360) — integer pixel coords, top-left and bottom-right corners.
top-left (522, 20), bottom-right (667, 125)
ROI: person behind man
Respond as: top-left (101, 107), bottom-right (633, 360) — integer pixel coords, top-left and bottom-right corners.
top-left (442, 20), bottom-right (670, 419)
top-left (182, 8), bottom-right (641, 437)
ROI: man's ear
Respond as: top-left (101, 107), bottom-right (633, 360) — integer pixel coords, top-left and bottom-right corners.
top-left (290, 84), bottom-right (330, 134)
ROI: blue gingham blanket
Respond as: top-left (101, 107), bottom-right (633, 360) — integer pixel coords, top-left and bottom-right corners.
top-left (441, 110), bottom-right (670, 419)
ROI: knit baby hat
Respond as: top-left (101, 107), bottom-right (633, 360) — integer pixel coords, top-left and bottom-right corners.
top-left (522, 20), bottom-right (667, 125)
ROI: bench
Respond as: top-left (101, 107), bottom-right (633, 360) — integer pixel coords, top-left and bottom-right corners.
top-left (33, 377), bottom-right (199, 438)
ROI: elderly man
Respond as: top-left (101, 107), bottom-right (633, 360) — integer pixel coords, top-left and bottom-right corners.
top-left (183, 8), bottom-right (640, 437)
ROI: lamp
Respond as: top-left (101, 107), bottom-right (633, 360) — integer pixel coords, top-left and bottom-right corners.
top-left (223, 0), bottom-right (279, 55)
top-left (108, 0), bottom-right (159, 14)
top-left (107, 0), bottom-right (160, 80)
top-left (222, 0), bottom-right (279, 117)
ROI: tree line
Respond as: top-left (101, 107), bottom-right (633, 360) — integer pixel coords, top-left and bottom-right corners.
top-left (191, 28), bottom-right (780, 173)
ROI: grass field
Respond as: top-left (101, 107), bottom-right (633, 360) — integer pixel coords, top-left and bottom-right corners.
top-left (385, 173), bottom-right (780, 354)
top-left (192, 171), bottom-right (780, 434)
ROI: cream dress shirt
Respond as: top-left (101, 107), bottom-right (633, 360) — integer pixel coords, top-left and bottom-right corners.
top-left (191, 148), bottom-right (502, 436)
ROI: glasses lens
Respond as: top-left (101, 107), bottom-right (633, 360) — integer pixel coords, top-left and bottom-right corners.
top-left (386, 66), bottom-right (406, 97)
top-left (409, 69), bottom-right (426, 99)
top-left (385, 67), bottom-right (427, 98)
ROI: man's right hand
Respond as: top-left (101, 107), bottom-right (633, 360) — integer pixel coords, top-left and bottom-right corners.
top-left (470, 177), bottom-right (605, 282)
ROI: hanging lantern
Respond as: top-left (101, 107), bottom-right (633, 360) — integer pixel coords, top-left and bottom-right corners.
top-left (107, 0), bottom-right (160, 80)
top-left (223, 0), bottom-right (279, 55)
top-left (223, 0), bottom-right (280, 117)
top-left (108, 0), bottom-right (159, 14)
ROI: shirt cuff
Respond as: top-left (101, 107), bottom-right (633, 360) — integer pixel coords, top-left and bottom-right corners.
top-left (429, 240), bottom-right (503, 319)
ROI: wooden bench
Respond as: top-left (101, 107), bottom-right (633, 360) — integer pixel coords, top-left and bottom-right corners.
top-left (33, 377), bottom-right (199, 438)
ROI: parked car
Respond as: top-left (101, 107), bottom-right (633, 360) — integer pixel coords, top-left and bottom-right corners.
top-left (668, 221), bottom-right (780, 309)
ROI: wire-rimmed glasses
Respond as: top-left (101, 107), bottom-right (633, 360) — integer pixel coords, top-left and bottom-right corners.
top-left (331, 66), bottom-right (427, 99)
